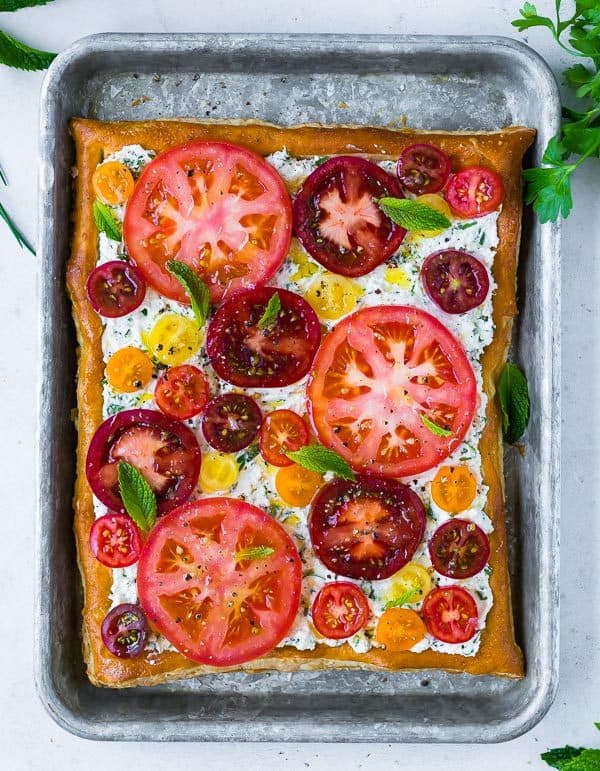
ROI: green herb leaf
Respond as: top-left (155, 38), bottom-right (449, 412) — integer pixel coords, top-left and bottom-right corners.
top-left (522, 137), bottom-right (576, 223)
top-left (420, 414), bottom-right (453, 437)
top-left (0, 30), bottom-right (55, 70)
top-left (237, 444), bottom-right (260, 470)
top-left (541, 746), bottom-right (585, 769)
top-left (563, 749), bottom-right (600, 770)
top-left (511, 3), bottom-right (556, 35)
top-left (286, 445), bottom-right (356, 481)
top-left (118, 461), bottom-right (157, 532)
top-left (497, 362), bottom-right (530, 444)
top-left (0, 200), bottom-right (35, 253)
top-left (384, 587), bottom-right (421, 610)
top-left (376, 197), bottom-right (451, 232)
top-left (257, 292), bottom-right (281, 329)
top-left (93, 200), bottom-right (122, 242)
top-left (166, 260), bottom-right (210, 327)
top-left (235, 545), bottom-right (275, 561)
top-left (0, 0), bottom-right (55, 10)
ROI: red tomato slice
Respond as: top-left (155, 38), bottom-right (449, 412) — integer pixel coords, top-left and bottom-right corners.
top-left (123, 141), bottom-right (292, 304)
top-left (396, 143), bottom-right (451, 195)
top-left (89, 513), bottom-right (143, 568)
top-left (206, 286), bottom-right (321, 388)
top-left (86, 260), bottom-right (146, 318)
top-left (421, 249), bottom-right (489, 314)
top-left (307, 305), bottom-right (477, 478)
top-left (309, 476), bottom-right (426, 580)
top-left (137, 498), bottom-right (302, 666)
top-left (422, 585), bottom-right (479, 644)
top-left (202, 393), bottom-right (262, 453)
top-left (259, 409), bottom-right (310, 467)
top-left (311, 581), bottom-right (370, 640)
top-left (445, 167), bottom-right (504, 218)
top-left (155, 365), bottom-right (210, 420)
top-left (428, 518), bottom-right (490, 579)
top-left (86, 408), bottom-right (201, 516)
top-left (293, 156), bottom-right (406, 277)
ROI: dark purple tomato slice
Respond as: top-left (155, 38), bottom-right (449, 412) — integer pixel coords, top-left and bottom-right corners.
top-left (89, 513), bottom-right (143, 568)
top-left (396, 143), bottom-right (451, 195)
top-left (202, 393), bottom-right (262, 452)
top-left (428, 518), bottom-right (490, 579)
top-left (101, 603), bottom-right (148, 658)
top-left (309, 476), bottom-right (426, 580)
top-left (421, 249), bottom-right (489, 314)
top-left (86, 408), bottom-right (201, 517)
top-left (86, 260), bottom-right (146, 318)
top-left (293, 156), bottom-right (406, 277)
top-left (206, 286), bottom-right (321, 388)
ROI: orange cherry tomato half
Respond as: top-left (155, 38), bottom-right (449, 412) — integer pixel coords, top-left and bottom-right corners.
top-left (154, 365), bottom-right (209, 420)
top-left (430, 465), bottom-right (477, 514)
top-left (376, 607), bottom-right (427, 651)
top-left (259, 409), bottom-right (310, 467)
top-left (106, 346), bottom-right (153, 392)
top-left (275, 464), bottom-right (323, 508)
top-left (92, 160), bottom-right (135, 206)
top-left (311, 581), bottom-right (369, 640)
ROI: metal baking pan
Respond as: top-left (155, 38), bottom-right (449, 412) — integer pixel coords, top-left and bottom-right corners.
top-left (35, 33), bottom-right (561, 742)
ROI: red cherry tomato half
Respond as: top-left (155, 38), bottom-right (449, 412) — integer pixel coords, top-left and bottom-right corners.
top-left (428, 518), bottom-right (490, 579)
top-left (259, 409), bottom-right (310, 467)
top-left (445, 167), bottom-right (504, 219)
top-left (309, 476), bottom-right (426, 580)
top-left (89, 513), bottom-right (143, 568)
top-left (154, 365), bottom-right (210, 420)
top-left (396, 143), bottom-right (451, 195)
top-left (137, 498), bottom-right (302, 666)
top-left (422, 585), bottom-right (479, 644)
top-left (421, 249), bottom-right (490, 314)
top-left (86, 408), bottom-right (201, 517)
top-left (293, 156), bottom-right (406, 277)
top-left (307, 305), bottom-right (477, 478)
top-left (311, 581), bottom-right (370, 640)
top-left (206, 286), bottom-right (321, 388)
top-left (123, 140), bottom-right (292, 304)
top-left (101, 603), bottom-right (148, 658)
top-left (202, 393), bottom-right (262, 453)
top-left (86, 260), bottom-right (146, 318)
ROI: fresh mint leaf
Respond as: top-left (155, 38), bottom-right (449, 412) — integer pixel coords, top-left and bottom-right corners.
top-left (377, 197), bottom-right (451, 232)
top-left (286, 445), bottom-right (356, 481)
top-left (561, 749), bottom-right (600, 770)
top-left (93, 200), bottom-right (122, 241)
top-left (497, 362), bottom-right (530, 444)
top-left (0, 30), bottom-right (55, 70)
top-left (384, 587), bottom-right (421, 610)
top-left (0, 0), bottom-right (55, 9)
top-left (118, 461), bottom-right (157, 531)
top-left (166, 260), bottom-right (210, 327)
top-left (257, 292), bottom-right (281, 329)
top-left (420, 414), bottom-right (453, 437)
top-left (541, 746), bottom-right (585, 769)
top-left (235, 545), bottom-right (275, 561)
top-left (0, 200), bottom-right (34, 253)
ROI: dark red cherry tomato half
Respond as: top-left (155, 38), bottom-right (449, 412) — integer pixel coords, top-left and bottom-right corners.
top-left (202, 393), bottom-right (262, 453)
top-left (422, 585), bottom-right (479, 644)
top-left (86, 260), bottom-right (146, 318)
top-left (101, 603), bottom-right (148, 658)
top-left (86, 408), bottom-right (201, 517)
top-left (259, 409), bottom-right (310, 467)
top-left (396, 143), bottom-right (451, 195)
top-left (155, 365), bottom-right (210, 420)
top-left (89, 513), bottom-right (143, 568)
top-left (428, 518), bottom-right (490, 579)
top-left (206, 286), bottom-right (321, 388)
top-left (293, 156), bottom-right (406, 277)
top-left (311, 581), bottom-right (370, 640)
top-left (309, 476), bottom-right (426, 581)
top-left (445, 167), bottom-right (504, 218)
top-left (421, 249), bottom-right (489, 314)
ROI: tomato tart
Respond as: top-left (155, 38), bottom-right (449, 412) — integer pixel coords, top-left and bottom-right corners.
top-left (68, 118), bottom-right (534, 687)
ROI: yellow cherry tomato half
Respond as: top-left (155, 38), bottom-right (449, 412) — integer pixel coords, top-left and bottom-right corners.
top-left (431, 465), bottom-right (477, 514)
top-left (413, 193), bottom-right (453, 237)
top-left (275, 463), bottom-right (323, 508)
top-left (385, 562), bottom-right (432, 606)
top-left (376, 607), bottom-right (427, 652)
top-left (199, 452), bottom-right (239, 493)
top-left (305, 273), bottom-right (363, 320)
top-left (147, 313), bottom-right (201, 366)
top-left (92, 161), bottom-right (135, 206)
top-left (105, 346), bottom-right (153, 393)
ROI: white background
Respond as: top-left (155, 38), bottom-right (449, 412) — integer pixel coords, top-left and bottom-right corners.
top-left (0, 0), bottom-right (598, 768)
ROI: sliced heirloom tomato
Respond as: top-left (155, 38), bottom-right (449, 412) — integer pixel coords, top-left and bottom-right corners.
top-left (137, 498), bottom-right (302, 666)
top-left (422, 585), bottom-right (479, 644)
top-left (86, 260), bottom-right (146, 318)
top-left (101, 603), bottom-right (148, 658)
top-left (86, 408), bottom-right (201, 517)
top-left (445, 167), bottom-right (504, 218)
top-left (309, 476), bottom-right (426, 580)
top-left (396, 144), bottom-right (451, 195)
top-left (428, 518), bottom-right (490, 579)
top-left (202, 394), bottom-right (262, 453)
top-left (311, 582), bottom-right (369, 640)
top-left (155, 364), bottom-right (210, 420)
top-left (207, 287), bottom-right (321, 388)
top-left (259, 409), bottom-right (310, 467)
top-left (307, 305), bottom-right (477, 478)
top-left (294, 156), bottom-right (406, 277)
top-left (421, 249), bottom-right (489, 314)
top-left (89, 513), bottom-right (143, 568)
top-left (123, 141), bottom-right (292, 304)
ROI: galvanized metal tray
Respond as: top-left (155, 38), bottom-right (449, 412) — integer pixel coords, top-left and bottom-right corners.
top-left (35, 33), bottom-right (561, 743)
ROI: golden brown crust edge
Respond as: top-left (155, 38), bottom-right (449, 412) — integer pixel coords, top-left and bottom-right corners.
top-left (67, 118), bottom-right (535, 687)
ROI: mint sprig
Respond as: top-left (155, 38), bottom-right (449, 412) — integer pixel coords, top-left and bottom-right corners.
top-left (0, 1), bottom-right (55, 9)
top-left (286, 444), bottom-right (355, 481)
top-left (93, 200), bottom-right (122, 242)
top-left (235, 545), bottom-right (275, 562)
top-left (376, 197), bottom-right (451, 232)
top-left (0, 29), bottom-right (55, 70)
top-left (420, 414), bottom-right (453, 437)
top-left (166, 260), bottom-right (210, 327)
top-left (497, 362), bottom-right (530, 444)
top-left (118, 461), bottom-right (157, 532)
top-left (540, 720), bottom-right (600, 769)
top-left (257, 292), bottom-right (281, 329)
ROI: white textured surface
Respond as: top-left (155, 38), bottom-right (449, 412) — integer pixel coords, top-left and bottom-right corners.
top-left (0, 0), bottom-right (598, 767)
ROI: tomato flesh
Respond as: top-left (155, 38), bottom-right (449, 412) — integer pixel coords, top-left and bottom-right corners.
top-left (396, 143), bottom-right (451, 195)
top-left (259, 409), bottom-right (309, 467)
top-left (101, 603), bottom-right (148, 658)
top-left (123, 140), bottom-right (292, 304)
top-left (89, 513), bottom-right (143, 568)
top-left (86, 408), bottom-right (201, 516)
top-left (311, 582), bottom-right (369, 640)
top-left (307, 305), bottom-right (477, 478)
top-left (202, 394), bottom-right (262, 453)
top-left (155, 365), bottom-right (210, 420)
top-left (137, 498), bottom-right (302, 666)
top-left (207, 287), bottom-right (321, 388)
top-left (428, 518), bottom-right (490, 579)
top-left (294, 156), bottom-right (406, 277)
top-left (86, 260), bottom-right (146, 318)
top-left (422, 585), bottom-right (479, 644)
top-left (309, 476), bottom-right (426, 580)
top-left (445, 167), bottom-right (504, 218)
top-left (421, 249), bottom-right (489, 314)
